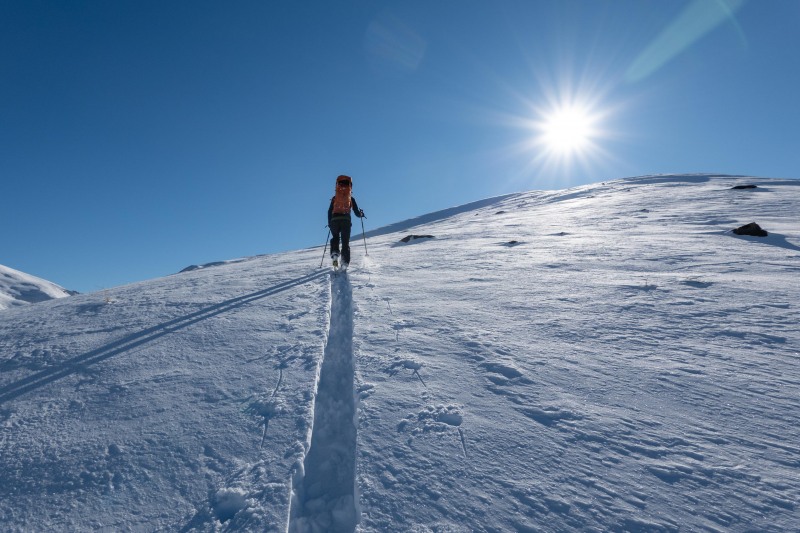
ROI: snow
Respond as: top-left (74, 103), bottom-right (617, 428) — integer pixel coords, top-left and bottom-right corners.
top-left (0, 264), bottom-right (74, 311)
top-left (1, 174), bottom-right (799, 532)
top-left (290, 273), bottom-right (358, 532)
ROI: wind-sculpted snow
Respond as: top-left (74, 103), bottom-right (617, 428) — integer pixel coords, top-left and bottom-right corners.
top-left (352, 175), bottom-right (800, 531)
top-left (1, 175), bottom-right (799, 531)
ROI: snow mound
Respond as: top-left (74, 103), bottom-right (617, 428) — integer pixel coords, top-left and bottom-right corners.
top-left (0, 264), bottom-right (75, 310)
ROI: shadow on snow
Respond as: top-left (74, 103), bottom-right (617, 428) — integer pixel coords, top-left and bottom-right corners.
top-left (0, 270), bottom-right (329, 406)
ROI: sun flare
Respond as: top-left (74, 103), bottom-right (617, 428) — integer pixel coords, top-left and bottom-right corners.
top-left (504, 82), bottom-right (616, 185)
top-left (542, 106), bottom-right (594, 154)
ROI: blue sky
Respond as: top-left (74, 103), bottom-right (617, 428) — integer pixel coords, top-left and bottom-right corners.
top-left (2, 0), bottom-right (798, 293)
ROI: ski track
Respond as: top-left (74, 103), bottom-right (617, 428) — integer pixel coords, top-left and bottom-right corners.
top-left (289, 272), bottom-right (358, 533)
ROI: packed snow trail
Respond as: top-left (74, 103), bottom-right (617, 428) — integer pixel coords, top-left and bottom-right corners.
top-left (290, 272), bottom-right (358, 532)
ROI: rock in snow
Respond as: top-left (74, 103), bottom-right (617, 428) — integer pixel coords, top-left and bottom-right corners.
top-left (399, 234), bottom-right (435, 243)
top-left (1, 174), bottom-right (799, 532)
top-left (733, 221), bottom-right (769, 237)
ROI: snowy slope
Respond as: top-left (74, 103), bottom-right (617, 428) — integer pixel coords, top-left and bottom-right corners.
top-left (1, 175), bottom-right (799, 532)
top-left (0, 264), bottom-right (75, 311)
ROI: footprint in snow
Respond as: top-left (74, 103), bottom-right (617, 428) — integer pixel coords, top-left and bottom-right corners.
top-left (247, 397), bottom-right (285, 418)
top-left (386, 358), bottom-right (427, 387)
top-left (357, 383), bottom-right (375, 400)
top-left (480, 361), bottom-right (523, 379)
top-left (516, 405), bottom-right (581, 427)
top-left (398, 405), bottom-right (469, 459)
top-left (398, 404), bottom-right (464, 434)
top-left (287, 310), bottom-right (309, 320)
top-left (246, 397), bottom-right (286, 447)
top-left (391, 320), bottom-right (417, 341)
top-left (387, 358), bottom-right (423, 374)
top-left (211, 487), bottom-right (249, 523)
top-left (479, 361), bottom-right (532, 386)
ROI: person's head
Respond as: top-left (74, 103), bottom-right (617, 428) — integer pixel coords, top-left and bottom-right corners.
top-left (336, 175), bottom-right (352, 190)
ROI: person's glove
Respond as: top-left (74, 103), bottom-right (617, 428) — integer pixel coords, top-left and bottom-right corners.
top-left (358, 210), bottom-right (366, 218)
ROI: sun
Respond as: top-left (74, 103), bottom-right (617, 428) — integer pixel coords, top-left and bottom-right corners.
top-left (542, 105), bottom-right (595, 154)
top-left (498, 79), bottom-right (617, 186)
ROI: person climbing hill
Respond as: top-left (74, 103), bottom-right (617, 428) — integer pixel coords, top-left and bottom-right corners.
top-left (328, 174), bottom-right (365, 269)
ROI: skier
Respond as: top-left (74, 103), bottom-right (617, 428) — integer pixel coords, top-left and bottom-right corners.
top-left (328, 175), bottom-right (365, 269)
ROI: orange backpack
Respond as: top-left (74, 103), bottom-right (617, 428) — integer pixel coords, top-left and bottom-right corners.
top-left (332, 175), bottom-right (352, 215)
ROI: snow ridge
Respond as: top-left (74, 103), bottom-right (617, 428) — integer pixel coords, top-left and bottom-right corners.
top-left (289, 272), bottom-right (358, 532)
top-left (0, 263), bottom-right (74, 310)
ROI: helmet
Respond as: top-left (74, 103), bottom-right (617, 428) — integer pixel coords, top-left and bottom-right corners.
top-left (336, 175), bottom-right (352, 189)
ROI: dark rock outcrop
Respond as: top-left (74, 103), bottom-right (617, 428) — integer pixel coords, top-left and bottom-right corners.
top-left (400, 235), bottom-right (434, 243)
top-left (733, 222), bottom-right (768, 237)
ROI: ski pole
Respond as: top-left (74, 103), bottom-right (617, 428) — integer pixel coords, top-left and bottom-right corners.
top-left (319, 227), bottom-right (330, 268)
top-left (360, 216), bottom-right (368, 256)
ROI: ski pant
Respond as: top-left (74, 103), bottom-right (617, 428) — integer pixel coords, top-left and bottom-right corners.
top-left (329, 218), bottom-right (352, 264)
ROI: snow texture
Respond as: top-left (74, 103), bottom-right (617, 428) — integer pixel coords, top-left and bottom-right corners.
top-left (1, 175), bottom-right (799, 532)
